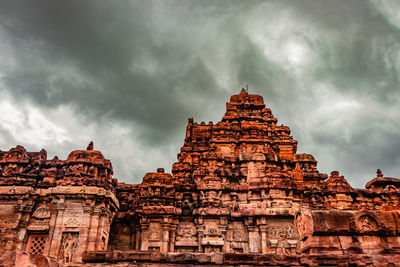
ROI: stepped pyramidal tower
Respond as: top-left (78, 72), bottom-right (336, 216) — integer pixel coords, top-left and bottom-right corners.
top-left (0, 90), bottom-right (399, 266)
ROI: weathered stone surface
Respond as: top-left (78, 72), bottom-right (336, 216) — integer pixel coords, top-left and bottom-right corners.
top-left (0, 89), bottom-right (399, 266)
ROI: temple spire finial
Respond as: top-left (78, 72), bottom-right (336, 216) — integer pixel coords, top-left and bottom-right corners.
top-left (239, 88), bottom-right (248, 97)
top-left (87, 141), bottom-right (94, 150)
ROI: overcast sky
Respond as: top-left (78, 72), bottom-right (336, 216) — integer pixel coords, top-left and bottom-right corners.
top-left (0, 0), bottom-right (399, 188)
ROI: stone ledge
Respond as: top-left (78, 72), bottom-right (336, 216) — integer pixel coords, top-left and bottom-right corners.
top-left (82, 251), bottom-right (400, 266)
top-left (0, 185), bottom-right (119, 208)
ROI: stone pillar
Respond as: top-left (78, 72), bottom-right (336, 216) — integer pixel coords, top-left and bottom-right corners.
top-left (248, 226), bottom-right (256, 253)
top-left (161, 225), bottom-right (169, 253)
top-left (260, 225), bottom-right (267, 254)
top-left (48, 201), bottom-right (66, 258)
top-left (82, 204), bottom-right (94, 253)
top-left (248, 226), bottom-right (260, 253)
top-left (197, 226), bottom-right (204, 253)
top-left (140, 224), bottom-right (149, 251)
top-left (135, 226), bottom-right (141, 250)
top-left (44, 203), bottom-right (58, 255)
top-left (169, 226), bottom-right (176, 252)
top-left (254, 226), bottom-right (260, 253)
top-left (95, 215), bottom-right (104, 250)
top-left (15, 202), bottom-right (28, 251)
top-left (87, 207), bottom-right (101, 251)
top-left (223, 227), bottom-right (232, 254)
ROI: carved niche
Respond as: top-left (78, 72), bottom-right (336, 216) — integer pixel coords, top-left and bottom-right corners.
top-left (176, 222), bottom-right (197, 242)
top-left (205, 222), bottom-right (221, 236)
top-left (266, 223), bottom-right (298, 256)
top-left (32, 204), bottom-right (51, 219)
top-left (175, 222), bottom-right (197, 249)
top-left (2, 164), bottom-right (20, 176)
top-left (59, 232), bottom-right (78, 263)
top-left (201, 221), bottom-right (224, 253)
top-left (356, 214), bottom-right (378, 233)
top-left (63, 203), bottom-right (83, 228)
top-left (146, 222), bottom-right (162, 251)
top-left (149, 231), bottom-right (161, 242)
top-left (200, 190), bottom-right (222, 206)
top-left (233, 222), bottom-right (247, 242)
top-left (28, 203), bottom-right (51, 231)
top-left (0, 204), bottom-right (18, 229)
top-left (231, 222), bottom-right (248, 253)
top-left (7, 151), bottom-right (23, 161)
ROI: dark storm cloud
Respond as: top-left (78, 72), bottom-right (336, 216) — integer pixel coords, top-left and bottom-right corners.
top-left (0, 0), bottom-right (399, 187)
top-left (0, 1), bottom-right (216, 142)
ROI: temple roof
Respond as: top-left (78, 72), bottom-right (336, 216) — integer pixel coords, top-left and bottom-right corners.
top-left (365, 169), bottom-right (400, 189)
top-left (325, 171), bottom-right (354, 193)
top-left (366, 176), bottom-right (400, 189)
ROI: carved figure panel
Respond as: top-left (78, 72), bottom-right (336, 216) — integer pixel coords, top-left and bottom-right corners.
top-left (204, 222), bottom-right (221, 236)
top-left (65, 214), bottom-right (80, 227)
top-left (176, 222), bottom-right (197, 242)
top-left (2, 164), bottom-right (19, 176)
top-left (198, 177), bottom-right (221, 190)
top-left (0, 204), bottom-right (18, 229)
top-left (33, 204), bottom-right (51, 219)
top-left (149, 232), bottom-right (161, 241)
top-left (356, 215), bottom-right (378, 232)
top-left (266, 222), bottom-right (298, 256)
top-left (233, 222), bottom-right (247, 242)
top-left (59, 232), bottom-right (78, 263)
top-left (64, 203), bottom-right (83, 228)
top-left (200, 190), bottom-right (222, 207)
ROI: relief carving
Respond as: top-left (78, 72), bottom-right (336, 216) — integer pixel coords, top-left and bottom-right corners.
top-left (3, 164), bottom-right (19, 176)
top-left (65, 216), bottom-right (80, 227)
top-left (199, 176), bottom-right (221, 190)
top-left (33, 204), bottom-right (51, 219)
top-left (200, 190), bottom-right (222, 206)
top-left (266, 223), bottom-right (297, 256)
top-left (0, 218), bottom-right (17, 229)
top-left (59, 232), bottom-right (78, 263)
top-left (233, 223), bottom-right (247, 242)
top-left (204, 222), bottom-right (221, 236)
top-left (149, 232), bottom-right (161, 241)
top-left (356, 215), bottom-right (378, 232)
top-left (176, 222), bottom-right (197, 242)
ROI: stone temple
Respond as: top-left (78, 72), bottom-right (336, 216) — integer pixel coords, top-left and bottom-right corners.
top-left (0, 90), bottom-right (400, 266)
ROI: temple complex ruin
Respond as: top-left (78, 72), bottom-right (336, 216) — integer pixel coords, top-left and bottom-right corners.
top-left (0, 89), bottom-right (399, 266)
